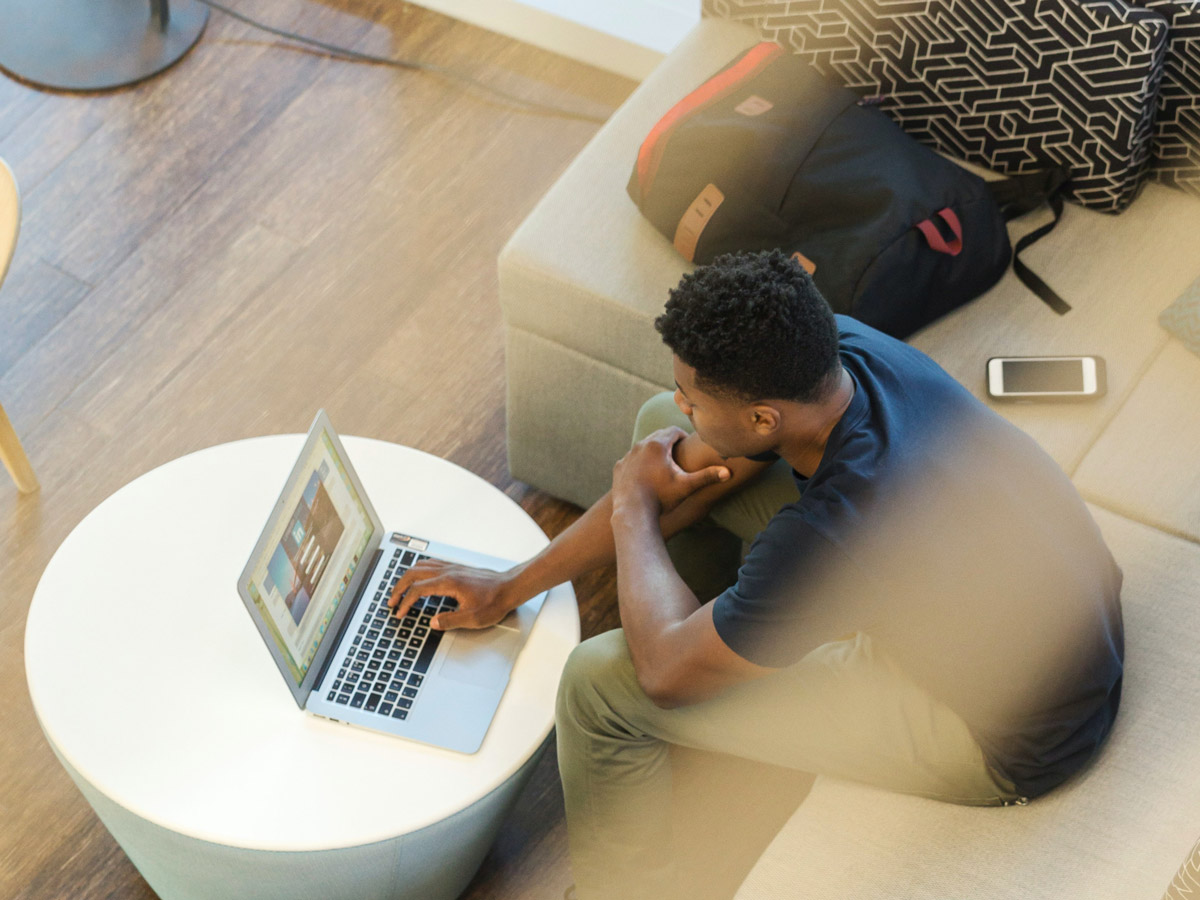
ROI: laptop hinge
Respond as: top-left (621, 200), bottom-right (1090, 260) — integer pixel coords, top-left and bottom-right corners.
top-left (311, 546), bottom-right (384, 690)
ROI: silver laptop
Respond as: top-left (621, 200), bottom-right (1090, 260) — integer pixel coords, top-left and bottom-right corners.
top-left (237, 410), bottom-right (544, 753)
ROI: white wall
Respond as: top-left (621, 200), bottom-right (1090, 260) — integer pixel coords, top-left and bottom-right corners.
top-left (411, 0), bottom-right (700, 81)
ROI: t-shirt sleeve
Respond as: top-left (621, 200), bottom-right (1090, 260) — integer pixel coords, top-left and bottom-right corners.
top-left (711, 508), bottom-right (850, 668)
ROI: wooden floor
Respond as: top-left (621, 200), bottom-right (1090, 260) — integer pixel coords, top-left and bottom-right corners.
top-left (0, 3), bottom-right (632, 898)
top-left (0, 6), bottom-right (818, 898)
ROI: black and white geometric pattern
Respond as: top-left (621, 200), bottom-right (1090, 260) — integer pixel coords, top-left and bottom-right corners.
top-left (1139, 0), bottom-right (1200, 196)
top-left (705, 0), bottom-right (1171, 212)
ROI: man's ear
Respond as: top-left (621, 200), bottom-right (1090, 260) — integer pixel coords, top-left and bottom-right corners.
top-left (750, 404), bottom-right (781, 436)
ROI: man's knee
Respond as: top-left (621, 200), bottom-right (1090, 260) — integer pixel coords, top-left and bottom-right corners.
top-left (633, 391), bottom-right (691, 445)
top-left (556, 630), bottom-right (640, 731)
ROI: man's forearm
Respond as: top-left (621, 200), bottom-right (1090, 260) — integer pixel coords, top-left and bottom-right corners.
top-left (504, 484), bottom-right (723, 606)
top-left (611, 500), bottom-right (700, 682)
top-left (504, 491), bottom-right (619, 603)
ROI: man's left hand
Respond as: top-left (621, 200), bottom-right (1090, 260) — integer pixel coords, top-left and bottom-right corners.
top-left (612, 427), bottom-right (730, 516)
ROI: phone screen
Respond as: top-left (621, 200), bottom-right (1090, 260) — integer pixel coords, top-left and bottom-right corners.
top-left (1002, 358), bottom-right (1084, 393)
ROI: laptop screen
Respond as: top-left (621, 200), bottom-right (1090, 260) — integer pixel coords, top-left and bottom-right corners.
top-left (242, 426), bottom-right (376, 685)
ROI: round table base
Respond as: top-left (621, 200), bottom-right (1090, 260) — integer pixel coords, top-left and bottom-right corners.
top-left (56, 742), bottom-right (549, 900)
top-left (0, 0), bottom-right (208, 92)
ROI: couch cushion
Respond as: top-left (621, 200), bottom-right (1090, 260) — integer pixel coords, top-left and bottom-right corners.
top-left (733, 506), bottom-right (1200, 899)
top-left (909, 184), bottom-right (1200, 474)
top-left (1075, 337), bottom-right (1200, 542)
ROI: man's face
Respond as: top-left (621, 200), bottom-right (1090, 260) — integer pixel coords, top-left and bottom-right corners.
top-left (672, 357), bottom-right (767, 459)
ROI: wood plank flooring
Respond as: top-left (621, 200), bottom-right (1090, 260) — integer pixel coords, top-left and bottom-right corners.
top-left (0, 6), bottom-right (813, 898)
top-left (0, 3), bottom-right (631, 898)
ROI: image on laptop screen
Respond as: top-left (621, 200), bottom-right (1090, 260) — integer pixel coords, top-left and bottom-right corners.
top-left (243, 430), bottom-right (375, 684)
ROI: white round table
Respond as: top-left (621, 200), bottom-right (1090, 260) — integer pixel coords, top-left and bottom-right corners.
top-left (25, 435), bottom-right (579, 900)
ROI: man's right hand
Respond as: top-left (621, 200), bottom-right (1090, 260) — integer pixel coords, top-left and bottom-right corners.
top-left (388, 559), bottom-right (519, 631)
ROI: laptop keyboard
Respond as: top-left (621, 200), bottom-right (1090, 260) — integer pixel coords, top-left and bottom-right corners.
top-left (325, 548), bottom-right (458, 721)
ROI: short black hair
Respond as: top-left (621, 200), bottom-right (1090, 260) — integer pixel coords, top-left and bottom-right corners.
top-left (654, 250), bottom-right (841, 404)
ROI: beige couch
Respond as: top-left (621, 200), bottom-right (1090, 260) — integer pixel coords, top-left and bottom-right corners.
top-left (499, 15), bottom-right (1200, 898)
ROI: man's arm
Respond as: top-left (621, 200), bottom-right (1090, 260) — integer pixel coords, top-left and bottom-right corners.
top-left (389, 429), bottom-right (772, 630)
top-left (610, 430), bottom-right (774, 707)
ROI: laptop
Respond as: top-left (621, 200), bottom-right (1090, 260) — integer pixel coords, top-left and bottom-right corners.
top-left (236, 410), bottom-right (544, 753)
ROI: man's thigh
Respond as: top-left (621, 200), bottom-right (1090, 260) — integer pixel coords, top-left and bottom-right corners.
top-left (568, 628), bottom-right (1014, 806)
top-left (633, 391), bottom-right (799, 544)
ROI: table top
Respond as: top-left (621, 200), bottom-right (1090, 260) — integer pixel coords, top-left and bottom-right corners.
top-left (25, 435), bottom-right (580, 852)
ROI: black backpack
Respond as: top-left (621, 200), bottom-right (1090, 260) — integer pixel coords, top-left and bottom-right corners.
top-left (628, 43), bottom-right (1069, 339)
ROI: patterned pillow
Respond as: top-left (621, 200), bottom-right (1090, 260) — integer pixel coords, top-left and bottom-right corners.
top-left (1139, 0), bottom-right (1200, 197)
top-left (1164, 836), bottom-right (1200, 899)
top-left (705, 0), bottom-right (1171, 212)
top-left (1159, 274), bottom-right (1200, 356)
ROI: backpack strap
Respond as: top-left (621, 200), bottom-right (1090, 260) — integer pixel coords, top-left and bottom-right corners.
top-left (916, 208), bottom-right (964, 256)
top-left (987, 166), bottom-right (1072, 316)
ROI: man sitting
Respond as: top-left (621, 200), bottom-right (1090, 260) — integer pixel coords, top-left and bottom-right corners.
top-left (391, 249), bottom-right (1124, 900)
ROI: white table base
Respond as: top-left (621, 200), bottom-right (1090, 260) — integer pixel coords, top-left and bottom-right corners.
top-left (54, 735), bottom-right (547, 900)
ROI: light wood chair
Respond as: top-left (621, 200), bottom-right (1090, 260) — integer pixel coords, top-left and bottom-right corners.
top-left (0, 157), bottom-right (38, 494)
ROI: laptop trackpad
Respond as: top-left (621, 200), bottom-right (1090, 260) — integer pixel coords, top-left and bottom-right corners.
top-left (436, 628), bottom-right (521, 689)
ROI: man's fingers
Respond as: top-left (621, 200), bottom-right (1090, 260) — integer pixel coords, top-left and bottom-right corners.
top-left (686, 464), bottom-right (731, 491)
top-left (634, 425), bottom-right (686, 454)
top-left (390, 574), bottom-right (450, 618)
top-left (388, 570), bottom-right (416, 608)
top-left (391, 581), bottom-right (425, 618)
top-left (399, 582), bottom-right (448, 618)
top-left (388, 560), bottom-right (445, 609)
top-left (650, 425), bottom-right (688, 447)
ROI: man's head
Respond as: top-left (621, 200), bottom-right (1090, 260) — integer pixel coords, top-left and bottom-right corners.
top-left (654, 250), bottom-right (842, 457)
top-left (655, 249), bottom-right (841, 403)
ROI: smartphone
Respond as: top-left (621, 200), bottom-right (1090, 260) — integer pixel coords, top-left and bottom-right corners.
top-left (986, 356), bottom-right (1106, 401)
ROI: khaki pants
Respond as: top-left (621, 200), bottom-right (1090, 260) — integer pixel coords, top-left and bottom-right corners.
top-left (555, 392), bottom-right (1019, 900)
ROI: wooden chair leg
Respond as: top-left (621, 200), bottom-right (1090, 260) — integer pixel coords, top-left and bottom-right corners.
top-left (0, 403), bottom-right (39, 494)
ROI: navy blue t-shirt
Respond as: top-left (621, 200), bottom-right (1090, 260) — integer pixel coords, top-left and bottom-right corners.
top-left (712, 317), bottom-right (1124, 798)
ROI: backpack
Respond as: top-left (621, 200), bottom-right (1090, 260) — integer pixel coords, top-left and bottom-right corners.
top-left (628, 42), bottom-right (1070, 340)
